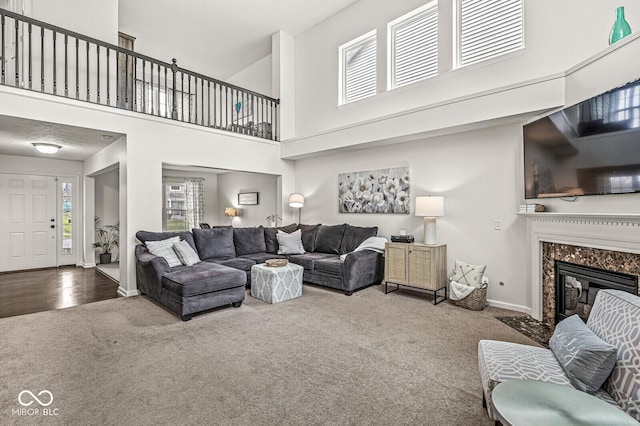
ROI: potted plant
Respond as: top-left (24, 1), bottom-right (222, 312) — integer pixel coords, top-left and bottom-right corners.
top-left (265, 213), bottom-right (282, 228)
top-left (94, 221), bottom-right (119, 264)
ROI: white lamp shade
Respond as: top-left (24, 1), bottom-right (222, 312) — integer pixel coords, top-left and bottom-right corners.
top-left (289, 193), bottom-right (305, 208)
top-left (415, 196), bottom-right (445, 217)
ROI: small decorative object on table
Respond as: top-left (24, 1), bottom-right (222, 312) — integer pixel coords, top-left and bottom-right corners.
top-left (391, 234), bottom-right (414, 243)
top-left (609, 6), bottom-right (632, 45)
top-left (265, 259), bottom-right (288, 267)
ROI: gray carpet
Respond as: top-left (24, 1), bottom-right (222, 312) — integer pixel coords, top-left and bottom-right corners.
top-left (0, 285), bottom-right (539, 425)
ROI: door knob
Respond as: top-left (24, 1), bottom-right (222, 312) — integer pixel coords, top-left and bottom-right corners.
top-left (50, 225), bottom-right (55, 229)
top-left (50, 218), bottom-right (55, 222)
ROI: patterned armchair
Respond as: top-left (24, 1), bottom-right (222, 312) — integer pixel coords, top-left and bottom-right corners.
top-left (478, 289), bottom-right (640, 422)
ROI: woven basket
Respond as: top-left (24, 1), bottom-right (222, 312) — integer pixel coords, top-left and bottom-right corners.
top-left (564, 283), bottom-right (579, 310)
top-left (452, 283), bottom-right (488, 311)
top-left (265, 259), bottom-right (288, 267)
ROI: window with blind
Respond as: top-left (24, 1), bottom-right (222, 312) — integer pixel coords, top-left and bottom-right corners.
top-left (457, 0), bottom-right (524, 67)
top-left (389, 3), bottom-right (438, 89)
top-left (340, 31), bottom-right (377, 104)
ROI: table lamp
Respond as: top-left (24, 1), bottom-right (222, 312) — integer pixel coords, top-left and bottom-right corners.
top-left (415, 196), bottom-right (445, 245)
top-left (224, 207), bottom-right (238, 225)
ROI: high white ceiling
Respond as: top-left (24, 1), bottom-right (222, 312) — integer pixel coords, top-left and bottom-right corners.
top-left (118, 0), bottom-right (359, 80)
top-left (0, 1), bottom-right (357, 161)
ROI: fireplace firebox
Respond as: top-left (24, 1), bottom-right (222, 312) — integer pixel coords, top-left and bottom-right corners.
top-left (555, 260), bottom-right (638, 323)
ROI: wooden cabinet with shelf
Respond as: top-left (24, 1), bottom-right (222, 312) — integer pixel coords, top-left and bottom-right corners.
top-left (384, 242), bottom-right (447, 304)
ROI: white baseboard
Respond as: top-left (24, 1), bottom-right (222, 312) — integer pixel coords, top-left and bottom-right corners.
top-left (117, 286), bottom-right (140, 297)
top-left (82, 262), bottom-right (97, 268)
top-left (486, 299), bottom-right (531, 315)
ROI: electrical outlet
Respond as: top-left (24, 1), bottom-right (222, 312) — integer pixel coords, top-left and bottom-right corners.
top-left (493, 219), bottom-right (503, 230)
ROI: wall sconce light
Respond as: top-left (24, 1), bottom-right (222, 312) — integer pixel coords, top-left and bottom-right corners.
top-left (32, 143), bottom-right (62, 154)
top-left (415, 196), bottom-right (445, 245)
top-left (224, 207), bottom-right (238, 225)
top-left (288, 193), bottom-right (304, 224)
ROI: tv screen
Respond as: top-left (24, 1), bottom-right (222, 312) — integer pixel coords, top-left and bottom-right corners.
top-left (523, 78), bottom-right (640, 199)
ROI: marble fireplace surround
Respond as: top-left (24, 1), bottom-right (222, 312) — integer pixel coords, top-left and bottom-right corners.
top-left (527, 213), bottom-right (640, 322)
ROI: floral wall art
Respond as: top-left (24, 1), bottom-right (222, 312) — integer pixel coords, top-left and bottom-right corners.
top-left (338, 167), bottom-right (410, 214)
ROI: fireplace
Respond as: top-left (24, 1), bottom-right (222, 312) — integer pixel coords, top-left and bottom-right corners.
top-left (555, 260), bottom-right (638, 323)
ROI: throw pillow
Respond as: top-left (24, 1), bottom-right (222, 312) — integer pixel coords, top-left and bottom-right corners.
top-left (233, 226), bottom-right (267, 256)
top-left (339, 225), bottom-right (378, 254)
top-left (145, 236), bottom-right (182, 267)
top-left (450, 260), bottom-right (486, 288)
top-left (276, 229), bottom-right (305, 255)
top-left (192, 227), bottom-right (236, 259)
top-left (173, 240), bottom-right (201, 266)
top-left (264, 224), bottom-right (298, 254)
top-left (315, 224), bottom-right (347, 255)
top-left (297, 224), bottom-right (320, 252)
top-left (549, 314), bottom-right (618, 394)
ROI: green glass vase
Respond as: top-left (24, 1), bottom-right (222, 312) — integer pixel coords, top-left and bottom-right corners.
top-left (609, 6), bottom-right (632, 45)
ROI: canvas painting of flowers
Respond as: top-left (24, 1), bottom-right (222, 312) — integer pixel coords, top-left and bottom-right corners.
top-left (338, 167), bottom-right (410, 214)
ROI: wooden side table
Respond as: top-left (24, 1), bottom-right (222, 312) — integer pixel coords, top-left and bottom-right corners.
top-left (384, 242), bottom-right (447, 304)
top-left (492, 380), bottom-right (638, 426)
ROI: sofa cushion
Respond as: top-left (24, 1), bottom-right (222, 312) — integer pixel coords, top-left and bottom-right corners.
top-left (264, 223), bottom-right (298, 254)
top-left (477, 339), bottom-right (572, 421)
top-left (277, 230), bottom-right (305, 255)
top-left (233, 226), bottom-right (267, 255)
top-left (205, 257), bottom-right (256, 272)
top-left (314, 258), bottom-right (344, 275)
top-left (162, 262), bottom-right (246, 297)
top-left (145, 237), bottom-right (182, 267)
top-left (550, 314), bottom-right (618, 394)
top-left (288, 253), bottom-right (337, 270)
top-left (315, 224), bottom-right (346, 254)
top-left (193, 227), bottom-right (236, 259)
top-left (239, 253), bottom-right (286, 264)
top-left (297, 224), bottom-right (320, 252)
top-left (173, 240), bottom-right (201, 266)
top-left (339, 225), bottom-right (378, 254)
top-left (137, 230), bottom-right (197, 252)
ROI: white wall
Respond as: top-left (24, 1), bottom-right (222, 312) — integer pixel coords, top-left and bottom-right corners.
top-left (94, 167), bottom-right (119, 262)
top-left (217, 171), bottom-right (278, 227)
top-left (28, 0), bottom-right (118, 44)
top-left (294, 0), bottom-right (639, 137)
top-left (295, 124), bottom-right (528, 310)
top-left (227, 55), bottom-right (273, 98)
top-left (95, 168), bottom-right (119, 227)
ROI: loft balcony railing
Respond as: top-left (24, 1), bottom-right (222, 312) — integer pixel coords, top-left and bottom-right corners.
top-left (0, 8), bottom-right (279, 141)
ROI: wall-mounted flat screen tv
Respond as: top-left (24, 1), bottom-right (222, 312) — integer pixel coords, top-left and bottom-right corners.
top-left (523, 78), bottom-right (640, 199)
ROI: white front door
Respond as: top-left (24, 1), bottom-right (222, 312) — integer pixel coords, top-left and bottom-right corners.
top-left (0, 174), bottom-right (57, 272)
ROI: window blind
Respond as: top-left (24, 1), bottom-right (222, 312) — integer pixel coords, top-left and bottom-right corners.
top-left (391, 7), bottom-right (438, 88)
top-left (458, 0), bottom-right (523, 67)
top-left (343, 34), bottom-right (377, 103)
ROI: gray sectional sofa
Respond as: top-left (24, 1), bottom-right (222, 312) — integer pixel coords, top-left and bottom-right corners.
top-left (135, 223), bottom-right (384, 320)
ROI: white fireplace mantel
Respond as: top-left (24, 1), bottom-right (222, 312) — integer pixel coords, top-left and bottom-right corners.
top-left (526, 212), bottom-right (640, 320)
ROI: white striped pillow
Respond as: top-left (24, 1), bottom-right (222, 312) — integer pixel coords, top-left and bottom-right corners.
top-left (145, 236), bottom-right (182, 267)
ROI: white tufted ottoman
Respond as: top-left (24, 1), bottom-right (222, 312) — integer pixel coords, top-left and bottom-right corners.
top-left (250, 263), bottom-right (303, 304)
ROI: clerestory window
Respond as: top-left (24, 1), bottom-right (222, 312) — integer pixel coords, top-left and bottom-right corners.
top-left (339, 30), bottom-right (377, 104)
top-left (456, 0), bottom-right (524, 68)
top-left (389, 2), bottom-right (439, 89)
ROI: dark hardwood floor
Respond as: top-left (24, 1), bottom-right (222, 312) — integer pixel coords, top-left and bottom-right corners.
top-left (0, 266), bottom-right (119, 319)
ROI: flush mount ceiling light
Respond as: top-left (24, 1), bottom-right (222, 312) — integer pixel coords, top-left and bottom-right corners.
top-left (32, 143), bottom-right (62, 154)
